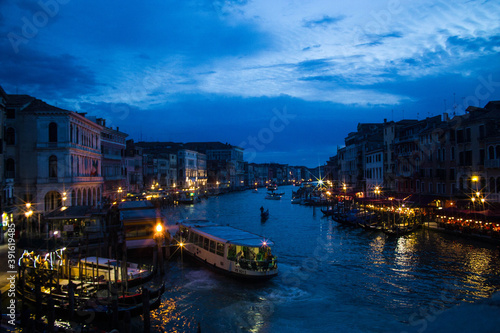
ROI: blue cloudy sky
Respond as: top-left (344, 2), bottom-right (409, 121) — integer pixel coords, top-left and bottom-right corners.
top-left (1, 0), bottom-right (500, 167)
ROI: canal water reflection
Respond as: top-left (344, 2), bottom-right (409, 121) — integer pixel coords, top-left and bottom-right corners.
top-left (153, 186), bottom-right (500, 332)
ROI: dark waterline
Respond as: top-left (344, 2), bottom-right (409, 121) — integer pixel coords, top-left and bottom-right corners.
top-left (152, 186), bottom-right (500, 332)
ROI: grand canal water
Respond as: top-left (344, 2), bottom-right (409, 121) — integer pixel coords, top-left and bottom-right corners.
top-left (152, 186), bottom-right (500, 333)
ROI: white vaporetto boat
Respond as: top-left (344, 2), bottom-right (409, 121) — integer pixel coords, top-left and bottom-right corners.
top-left (175, 220), bottom-right (278, 281)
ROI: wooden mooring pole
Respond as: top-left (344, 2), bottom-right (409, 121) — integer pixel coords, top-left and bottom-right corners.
top-left (142, 287), bottom-right (150, 333)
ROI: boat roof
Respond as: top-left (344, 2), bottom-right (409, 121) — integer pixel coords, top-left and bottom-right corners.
top-left (120, 208), bottom-right (158, 222)
top-left (178, 219), bottom-right (274, 247)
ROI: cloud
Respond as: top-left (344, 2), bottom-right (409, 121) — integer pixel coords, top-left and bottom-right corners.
top-left (0, 43), bottom-right (98, 100)
top-left (303, 15), bottom-right (345, 28)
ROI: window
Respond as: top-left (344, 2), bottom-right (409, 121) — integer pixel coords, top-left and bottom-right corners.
top-left (490, 177), bottom-right (496, 193)
top-left (479, 125), bottom-right (485, 139)
top-left (216, 242), bottom-right (224, 256)
top-left (465, 128), bottom-right (471, 142)
top-left (49, 155), bottom-right (58, 178)
top-left (449, 169), bottom-right (455, 181)
top-left (6, 108), bottom-right (15, 119)
top-left (465, 151), bottom-right (472, 166)
top-left (5, 158), bottom-right (15, 178)
top-left (429, 183), bottom-right (433, 193)
top-left (5, 128), bottom-right (15, 145)
top-left (456, 129), bottom-right (464, 143)
top-left (49, 122), bottom-right (58, 142)
top-left (480, 149), bottom-right (485, 165)
top-left (496, 146), bottom-right (500, 159)
top-left (489, 146), bottom-right (495, 159)
top-left (451, 147), bottom-right (455, 160)
top-left (209, 240), bottom-right (216, 253)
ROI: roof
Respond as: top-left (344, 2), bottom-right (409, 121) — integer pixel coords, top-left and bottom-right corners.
top-left (118, 201), bottom-right (154, 210)
top-left (179, 219), bottom-right (274, 247)
top-left (7, 94), bottom-right (35, 107)
top-left (44, 206), bottom-right (96, 220)
top-left (120, 208), bottom-right (159, 222)
top-left (0, 85), bottom-right (7, 101)
top-left (22, 98), bottom-right (70, 113)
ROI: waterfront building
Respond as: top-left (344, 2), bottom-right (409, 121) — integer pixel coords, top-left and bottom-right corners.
top-left (383, 119), bottom-right (418, 193)
top-left (245, 162), bottom-right (269, 187)
top-left (451, 102), bottom-right (500, 203)
top-left (177, 149), bottom-right (206, 190)
top-left (4, 94), bottom-right (103, 214)
top-left (143, 154), bottom-right (170, 190)
top-left (268, 163), bottom-right (289, 185)
top-left (394, 116), bottom-right (442, 195)
top-left (91, 118), bottom-right (128, 202)
top-left (184, 142), bottom-right (243, 190)
top-left (125, 139), bottom-right (144, 194)
top-left (333, 100), bottom-right (500, 206)
top-left (338, 123), bottom-right (384, 194)
top-left (324, 155), bottom-right (339, 186)
top-left (365, 147), bottom-right (383, 197)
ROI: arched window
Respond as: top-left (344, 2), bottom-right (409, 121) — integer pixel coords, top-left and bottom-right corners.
top-left (49, 122), bottom-right (58, 142)
top-left (5, 158), bottom-right (15, 178)
top-left (5, 127), bottom-right (15, 145)
top-left (489, 177), bottom-right (495, 194)
top-left (44, 191), bottom-right (62, 211)
top-left (496, 146), bottom-right (500, 159)
top-left (489, 146), bottom-right (495, 159)
top-left (497, 177), bottom-right (500, 194)
top-left (49, 155), bottom-right (57, 178)
top-left (70, 124), bottom-right (73, 143)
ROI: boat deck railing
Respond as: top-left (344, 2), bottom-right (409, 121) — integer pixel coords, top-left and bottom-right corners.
top-left (234, 257), bottom-right (277, 271)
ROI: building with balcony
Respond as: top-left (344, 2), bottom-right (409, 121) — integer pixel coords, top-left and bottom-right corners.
top-left (4, 94), bottom-right (104, 213)
top-left (91, 118), bottom-right (128, 202)
top-left (184, 142), bottom-right (243, 190)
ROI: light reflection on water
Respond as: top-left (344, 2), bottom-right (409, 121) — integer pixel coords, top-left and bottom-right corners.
top-left (149, 186), bottom-right (500, 332)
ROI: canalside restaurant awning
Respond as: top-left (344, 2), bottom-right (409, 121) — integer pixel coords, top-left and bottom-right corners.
top-left (44, 205), bottom-right (102, 220)
top-left (354, 194), bottom-right (448, 207)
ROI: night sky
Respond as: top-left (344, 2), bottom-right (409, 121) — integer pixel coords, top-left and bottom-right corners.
top-left (2, 0), bottom-right (500, 167)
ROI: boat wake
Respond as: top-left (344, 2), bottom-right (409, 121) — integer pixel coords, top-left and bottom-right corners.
top-left (182, 269), bottom-right (221, 290)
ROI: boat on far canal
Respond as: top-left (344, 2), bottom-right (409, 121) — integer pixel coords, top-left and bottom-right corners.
top-left (175, 219), bottom-right (278, 281)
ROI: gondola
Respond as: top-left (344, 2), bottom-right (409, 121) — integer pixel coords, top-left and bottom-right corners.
top-left (261, 209), bottom-right (270, 221)
top-left (320, 208), bottom-right (335, 216)
top-left (18, 283), bottom-right (165, 321)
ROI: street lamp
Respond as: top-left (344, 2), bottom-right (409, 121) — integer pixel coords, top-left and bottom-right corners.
top-left (25, 203), bottom-right (33, 237)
